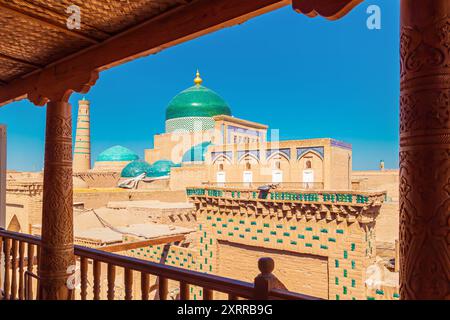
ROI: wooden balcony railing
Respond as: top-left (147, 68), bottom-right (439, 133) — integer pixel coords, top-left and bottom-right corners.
top-left (0, 229), bottom-right (319, 301)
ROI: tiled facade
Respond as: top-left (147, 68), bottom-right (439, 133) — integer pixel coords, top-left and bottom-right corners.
top-left (185, 187), bottom-right (398, 300)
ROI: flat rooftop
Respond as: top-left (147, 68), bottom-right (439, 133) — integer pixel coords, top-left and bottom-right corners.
top-left (107, 200), bottom-right (194, 210)
top-left (75, 223), bottom-right (194, 245)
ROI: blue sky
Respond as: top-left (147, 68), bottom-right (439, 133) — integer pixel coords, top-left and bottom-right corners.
top-left (0, 0), bottom-right (399, 172)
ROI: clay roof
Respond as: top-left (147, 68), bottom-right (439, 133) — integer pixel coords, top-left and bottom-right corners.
top-left (75, 223), bottom-right (193, 244)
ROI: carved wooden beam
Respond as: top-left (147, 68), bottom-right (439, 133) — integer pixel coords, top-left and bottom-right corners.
top-left (292, 0), bottom-right (364, 20)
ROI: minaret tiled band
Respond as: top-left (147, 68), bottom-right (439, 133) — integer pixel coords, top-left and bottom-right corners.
top-left (73, 98), bottom-right (91, 172)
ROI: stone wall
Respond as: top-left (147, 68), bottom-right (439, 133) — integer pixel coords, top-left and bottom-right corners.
top-left (196, 207), bottom-right (375, 300)
top-left (73, 189), bottom-right (187, 209)
top-left (188, 188), bottom-right (385, 300)
top-left (206, 138), bottom-right (351, 190)
top-left (352, 170), bottom-right (400, 253)
top-left (5, 182), bottom-right (43, 233)
top-left (169, 165), bottom-right (208, 191)
top-left (217, 241), bottom-right (329, 299)
top-left (352, 170), bottom-right (399, 201)
top-left (375, 203), bottom-right (399, 251)
top-left (330, 146), bottom-right (352, 190)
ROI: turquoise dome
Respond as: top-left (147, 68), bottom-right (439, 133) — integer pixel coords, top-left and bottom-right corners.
top-left (166, 85), bottom-right (232, 120)
top-left (182, 142), bottom-right (212, 163)
top-left (147, 160), bottom-right (181, 178)
top-left (97, 145), bottom-right (139, 162)
top-left (121, 160), bottom-right (152, 178)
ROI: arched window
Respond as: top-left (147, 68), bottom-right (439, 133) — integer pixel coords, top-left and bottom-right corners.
top-left (306, 160), bottom-right (312, 169)
top-left (219, 163), bottom-right (224, 171)
top-left (246, 162), bottom-right (251, 170)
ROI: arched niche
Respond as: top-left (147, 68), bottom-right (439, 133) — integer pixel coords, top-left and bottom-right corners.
top-left (7, 215), bottom-right (22, 233)
top-left (298, 151), bottom-right (324, 187)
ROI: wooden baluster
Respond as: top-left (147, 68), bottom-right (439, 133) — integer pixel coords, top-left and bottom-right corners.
top-left (36, 245), bottom-right (40, 271)
top-left (203, 288), bottom-right (213, 300)
top-left (107, 264), bottom-right (116, 300)
top-left (10, 240), bottom-right (17, 300)
top-left (141, 273), bottom-right (149, 301)
top-left (3, 238), bottom-right (10, 300)
top-left (27, 244), bottom-right (34, 300)
top-left (0, 236), bottom-right (2, 297)
top-left (93, 260), bottom-right (101, 300)
top-left (18, 241), bottom-right (25, 300)
top-left (179, 281), bottom-right (189, 300)
top-left (124, 268), bottom-right (133, 300)
top-left (80, 257), bottom-right (88, 301)
top-left (158, 276), bottom-right (168, 300)
top-left (228, 293), bottom-right (238, 300)
top-left (35, 245), bottom-right (40, 300)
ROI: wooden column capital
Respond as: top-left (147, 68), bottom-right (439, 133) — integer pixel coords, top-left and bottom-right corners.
top-left (27, 68), bottom-right (99, 106)
top-left (400, 0), bottom-right (450, 300)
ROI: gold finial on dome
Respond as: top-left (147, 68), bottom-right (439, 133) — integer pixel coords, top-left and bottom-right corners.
top-left (194, 69), bottom-right (203, 86)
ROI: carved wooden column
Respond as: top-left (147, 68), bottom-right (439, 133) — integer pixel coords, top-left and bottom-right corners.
top-left (38, 99), bottom-right (75, 300)
top-left (400, 0), bottom-right (450, 300)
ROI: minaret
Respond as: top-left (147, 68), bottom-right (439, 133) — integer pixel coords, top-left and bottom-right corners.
top-left (73, 98), bottom-right (91, 172)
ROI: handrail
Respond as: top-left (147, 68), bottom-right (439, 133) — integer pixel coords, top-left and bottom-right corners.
top-left (0, 229), bottom-right (41, 245)
top-left (74, 245), bottom-right (255, 299)
top-left (0, 229), bottom-right (319, 300)
top-left (269, 288), bottom-right (321, 300)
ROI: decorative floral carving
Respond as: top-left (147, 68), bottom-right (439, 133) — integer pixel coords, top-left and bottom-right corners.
top-left (400, 93), bottom-right (417, 134)
top-left (431, 91), bottom-right (450, 127)
top-left (438, 20), bottom-right (450, 63)
top-left (401, 19), bottom-right (450, 78)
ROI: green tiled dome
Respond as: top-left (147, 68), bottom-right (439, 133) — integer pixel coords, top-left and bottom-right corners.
top-left (166, 72), bottom-right (232, 121)
top-left (182, 141), bottom-right (212, 163)
top-left (147, 160), bottom-right (181, 178)
top-left (97, 145), bottom-right (139, 162)
top-left (121, 160), bottom-right (152, 178)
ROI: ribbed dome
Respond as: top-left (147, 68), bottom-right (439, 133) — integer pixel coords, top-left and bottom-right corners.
top-left (166, 85), bottom-right (232, 121)
top-left (182, 141), bottom-right (212, 163)
top-left (97, 145), bottom-right (139, 162)
top-left (121, 160), bottom-right (152, 178)
top-left (147, 160), bottom-right (181, 178)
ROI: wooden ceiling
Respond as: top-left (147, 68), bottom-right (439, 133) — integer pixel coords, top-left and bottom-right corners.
top-left (0, 0), bottom-right (194, 84)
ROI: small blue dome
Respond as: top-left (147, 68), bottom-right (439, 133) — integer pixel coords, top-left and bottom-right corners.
top-left (121, 160), bottom-right (153, 178)
top-left (182, 142), bottom-right (212, 163)
top-left (97, 145), bottom-right (139, 162)
top-left (147, 160), bottom-right (181, 178)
